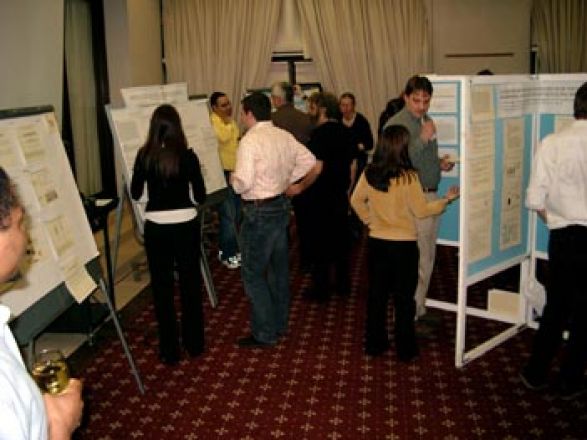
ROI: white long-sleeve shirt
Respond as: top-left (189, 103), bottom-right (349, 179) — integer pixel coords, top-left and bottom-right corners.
top-left (526, 119), bottom-right (587, 229)
top-left (0, 305), bottom-right (47, 439)
top-left (232, 121), bottom-right (315, 200)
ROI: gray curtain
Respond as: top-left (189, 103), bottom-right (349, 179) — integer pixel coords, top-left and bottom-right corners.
top-left (296, 0), bottom-right (431, 131)
top-left (64, 0), bottom-right (102, 194)
top-left (163, 0), bottom-right (282, 112)
top-left (532, 0), bottom-right (587, 73)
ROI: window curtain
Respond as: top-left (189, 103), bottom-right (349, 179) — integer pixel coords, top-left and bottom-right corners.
top-left (296, 0), bottom-right (431, 134)
top-left (64, 0), bottom-right (102, 194)
top-left (163, 0), bottom-right (282, 112)
top-left (532, 0), bottom-right (587, 73)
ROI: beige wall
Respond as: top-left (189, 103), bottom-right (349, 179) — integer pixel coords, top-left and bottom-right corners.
top-left (428, 0), bottom-right (533, 74)
top-left (103, 0), bottom-right (163, 107)
top-left (128, 0), bottom-right (163, 87)
top-left (0, 0), bottom-right (64, 123)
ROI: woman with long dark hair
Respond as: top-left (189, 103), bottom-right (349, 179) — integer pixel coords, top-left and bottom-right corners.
top-left (350, 125), bottom-right (459, 361)
top-left (131, 104), bottom-right (206, 365)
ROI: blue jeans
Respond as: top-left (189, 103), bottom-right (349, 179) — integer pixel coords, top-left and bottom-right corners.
top-left (218, 171), bottom-right (241, 258)
top-left (240, 195), bottom-right (291, 344)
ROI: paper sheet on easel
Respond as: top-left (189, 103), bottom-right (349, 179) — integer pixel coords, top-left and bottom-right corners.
top-left (62, 258), bottom-right (97, 303)
top-left (488, 289), bottom-right (520, 321)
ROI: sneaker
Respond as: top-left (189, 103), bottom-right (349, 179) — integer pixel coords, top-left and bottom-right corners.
top-left (236, 252), bottom-right (242, 263)
top-left (221, 255), bottom-right (240, 269)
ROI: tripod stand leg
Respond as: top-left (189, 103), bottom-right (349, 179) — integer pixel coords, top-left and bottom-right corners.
top-left (98, 278), bottom-right (145, 394)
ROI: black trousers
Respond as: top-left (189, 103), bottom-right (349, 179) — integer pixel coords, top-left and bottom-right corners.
top-left (309, 196), bottom-right (351, 298)
top-left (144, 217), bottom-right (204, 359)
top-left (524, 225), bottom-right (587, 387)
top-left (365, 237), bottom-right (419, 358)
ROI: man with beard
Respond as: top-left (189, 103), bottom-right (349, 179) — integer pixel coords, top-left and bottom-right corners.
top-left (384, 75), bottom-right (454, 320)
top-left (287, 92), bottom-right (357, 302)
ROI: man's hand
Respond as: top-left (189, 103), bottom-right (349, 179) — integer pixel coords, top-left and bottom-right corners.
top-left (43, 378), bottom-right (84, 440)
top-left (285, 183), bottom-right (303, 197)
top-left (440, 154), bottom-right (455, 171)
top-left (420, 119), bottom-right (436, 143)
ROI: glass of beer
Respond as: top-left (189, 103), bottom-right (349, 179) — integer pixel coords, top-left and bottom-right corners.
top-left (31, 349), bottom-right (70, 394)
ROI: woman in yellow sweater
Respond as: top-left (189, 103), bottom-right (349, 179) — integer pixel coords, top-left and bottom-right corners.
top-left (350, 125), bottom-right (459, 361)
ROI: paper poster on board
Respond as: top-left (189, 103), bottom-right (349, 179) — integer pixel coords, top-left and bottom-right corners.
top-left (0, 109), bottom-right (99, 316)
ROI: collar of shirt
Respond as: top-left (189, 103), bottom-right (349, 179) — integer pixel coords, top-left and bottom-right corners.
top-left (342, 113), bottom-right (356, 127)
top-left (0, 305), bottom-right (10, 326)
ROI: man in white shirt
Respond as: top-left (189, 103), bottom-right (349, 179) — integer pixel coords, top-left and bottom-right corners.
top-left (0, 166), bottom-right (83, 439)
top-left (232, 92), bottom-right (315, 347)
top-left (520, 82), bottom-right (587, 400)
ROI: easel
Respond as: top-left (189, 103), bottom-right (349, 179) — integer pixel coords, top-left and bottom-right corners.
top-left (1, 105), bottom-right (145, 394)
top-left (13, 262), bottom-right (145, 394)
top-left (105, 93), bottom-right (230, 310)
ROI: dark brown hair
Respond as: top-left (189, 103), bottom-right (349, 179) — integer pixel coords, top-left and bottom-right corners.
top-left (365, 125), bottom-right (416, 192)
top-left (0, 167), bottom-right (21, 230)
top-left (139, 104), bottom-right (188, 178)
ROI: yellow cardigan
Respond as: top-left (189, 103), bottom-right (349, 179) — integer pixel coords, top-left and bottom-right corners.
top-left (350, 172), bottom-right (448, 241)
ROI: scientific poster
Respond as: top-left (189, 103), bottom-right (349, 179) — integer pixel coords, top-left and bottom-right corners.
top-left (121, 83), bottom-right (189, 108)
top-left (471, 85), bottom-right (495, 122)
top-left (428, 83), bottom-right (458, 113)
top-left (108, 94), bottom-right (226, 232)
top-left (0, 110), bottom-right (98, 316)
top-left (467, 192), bottom-right (493, 263)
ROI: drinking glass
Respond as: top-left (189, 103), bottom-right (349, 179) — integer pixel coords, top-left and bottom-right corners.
top-left (31, 349), bottom-right (70, 394)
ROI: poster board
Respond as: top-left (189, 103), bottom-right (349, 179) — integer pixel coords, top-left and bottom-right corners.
top-left (0, 106), bottom-right (98, 318)
top-left (442, 73), bottom-right (587, 367)
top-left (428, 78), bottom-right (464, 244)
top-left (463, 76), bottom-right (534, 280)
top-left (106, 85), bottom-right (226, 234)
top-left (532, 74), bottom-right (587, 259)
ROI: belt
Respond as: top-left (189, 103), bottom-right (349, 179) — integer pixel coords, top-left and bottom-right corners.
top-left (242, 194), bottom-right (283, 206)
top-left (422, 187), bottom-right (438, 193)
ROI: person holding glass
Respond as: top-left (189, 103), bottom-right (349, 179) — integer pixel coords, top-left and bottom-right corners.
top-left (0, 166), bottom-right (83, 439)
top-left (131, 104), bottom-right (206, 365)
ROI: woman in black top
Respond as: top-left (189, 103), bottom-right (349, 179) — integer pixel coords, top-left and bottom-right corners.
top-left (131, 104), bottom-right (206, 365)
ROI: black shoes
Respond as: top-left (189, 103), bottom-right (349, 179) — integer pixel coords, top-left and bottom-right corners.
top-left (160, 354), bottom-right (180, 366)
top-left (185, 346), bottom-right (204, 358)
top-left (559, 382), bottom-right (586, 401)
top-left (397, 348), bottom-right (420, 363)
top-left (237, 336), bottom-right (274, 348)
top-left (519, 371), bottom-right (548, 391)
top-left (365, 340), bottom-right (391, 357)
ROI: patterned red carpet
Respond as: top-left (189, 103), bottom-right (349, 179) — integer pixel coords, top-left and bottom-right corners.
top-left (71, 239), bottom-right (586, 439)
